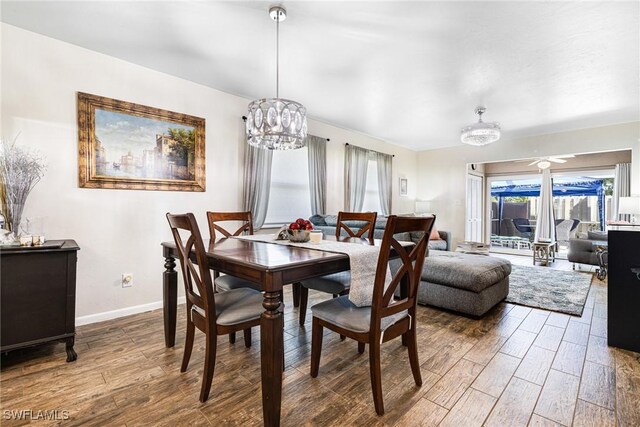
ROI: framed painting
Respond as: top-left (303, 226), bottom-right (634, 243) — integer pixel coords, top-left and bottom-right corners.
top-left (399, 178), bottom-right (408, 196)
top-left (77, 92), bottom-right (205, 191)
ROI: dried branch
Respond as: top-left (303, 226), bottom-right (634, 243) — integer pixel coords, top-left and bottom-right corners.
top-left (0, 137), bottom-right (47, 234)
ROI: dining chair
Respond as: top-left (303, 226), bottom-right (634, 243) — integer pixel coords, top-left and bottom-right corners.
top-left (298, 211), bottom-right (377, 326)
top-left (207, 210), bottom-right (298, 344)
top-left (309, 214), bottom-right (436, 415)
top-left (166, 212), bottom-right (264, 402)
top-left (207, 211), bottom-right (262, 293)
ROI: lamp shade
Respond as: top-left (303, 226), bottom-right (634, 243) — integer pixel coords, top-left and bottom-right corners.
top-left (619, 196), bottom-right (640, 215)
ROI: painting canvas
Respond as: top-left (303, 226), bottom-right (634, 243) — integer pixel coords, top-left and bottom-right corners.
top-left (78, 93), bottom-right (205, 191)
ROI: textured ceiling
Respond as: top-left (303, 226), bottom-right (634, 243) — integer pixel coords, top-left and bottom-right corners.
top-left (2, 1), bottom-right (638, 150)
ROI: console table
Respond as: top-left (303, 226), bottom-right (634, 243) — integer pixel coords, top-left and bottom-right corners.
top-left (0, 240), bottom-right (80, 362)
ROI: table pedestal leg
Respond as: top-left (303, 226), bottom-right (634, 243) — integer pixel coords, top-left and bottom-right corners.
top-left (163, 255), bottom-right (177, 348)
top-left (261, 289), bottom-right (284, 426)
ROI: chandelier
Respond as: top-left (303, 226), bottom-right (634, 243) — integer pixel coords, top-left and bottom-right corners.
top-left (246, 6), bottom-right (307, 150)
top-left (460, 106), bottom-right (501, 146)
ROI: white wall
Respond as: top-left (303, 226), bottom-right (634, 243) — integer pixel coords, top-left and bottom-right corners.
top-left (416, 122), bottom-right (640, 248)
top-left (1, 24), bottom-right (417, 322)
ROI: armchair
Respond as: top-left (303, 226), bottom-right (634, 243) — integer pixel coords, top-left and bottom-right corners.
top-left (568, 231), bottom-right (608, 269)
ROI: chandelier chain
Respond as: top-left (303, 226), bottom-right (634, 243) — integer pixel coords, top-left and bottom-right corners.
top-left (276, 10), bottom-right (279, 99)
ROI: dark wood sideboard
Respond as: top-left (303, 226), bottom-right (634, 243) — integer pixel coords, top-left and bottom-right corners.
top-left (608, 230), bottom-right (640, 353)
top-left (1, 239), bottom-right (80, 362)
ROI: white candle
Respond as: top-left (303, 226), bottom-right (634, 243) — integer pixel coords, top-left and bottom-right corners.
top-left (310, 231), bottom-right (323, 244)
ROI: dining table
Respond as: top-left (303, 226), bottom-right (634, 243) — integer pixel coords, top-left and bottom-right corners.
top-left (161, 235), bottom-right (380, 426)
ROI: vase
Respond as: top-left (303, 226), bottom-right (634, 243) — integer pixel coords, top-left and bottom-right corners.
top-left (5, 203), bottom-right (25, 237)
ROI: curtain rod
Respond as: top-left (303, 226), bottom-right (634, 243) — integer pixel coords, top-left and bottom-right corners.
top-left (241, 116), bottom-right (329, 141)
top-left (345, 143), bottom-right (395, 158)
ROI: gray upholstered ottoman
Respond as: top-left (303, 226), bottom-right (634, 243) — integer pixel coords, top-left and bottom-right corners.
top-left (418, 251), bottom-right (511, 317)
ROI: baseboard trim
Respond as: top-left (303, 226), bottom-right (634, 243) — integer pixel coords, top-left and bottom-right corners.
top-left (76, 296), bottom-right (186, 326)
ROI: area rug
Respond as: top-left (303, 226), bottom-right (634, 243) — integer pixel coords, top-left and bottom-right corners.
top-left (506, 265), bottom-right (593, 316)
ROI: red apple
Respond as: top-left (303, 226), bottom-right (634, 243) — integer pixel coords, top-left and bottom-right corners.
top-left (304, 223), bottom-right (314, 230)
top-left (296, 218), bottom-right (306, 226)
top-left (289, 222), bottom-right (301, 230)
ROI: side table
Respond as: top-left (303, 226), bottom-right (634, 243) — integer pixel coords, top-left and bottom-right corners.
top-left (533, 240), bottom-right (556, 266)
top-left (0, 239), bottom-right (80, 362)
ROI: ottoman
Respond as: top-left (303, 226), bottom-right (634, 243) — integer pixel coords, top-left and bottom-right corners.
top-left (418, 251), bottom-right (511, 317)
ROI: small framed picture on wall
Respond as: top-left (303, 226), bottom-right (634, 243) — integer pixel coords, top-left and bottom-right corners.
top-left (399, 178), bottom-right (408, 196)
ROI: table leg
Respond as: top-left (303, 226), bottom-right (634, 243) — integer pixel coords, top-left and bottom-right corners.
top-left (163, 254), bottom-right (178, 348)
top-left (292, 282), bottom-right (301, 308)
top-left (261, 287), bottom-right (284, 426)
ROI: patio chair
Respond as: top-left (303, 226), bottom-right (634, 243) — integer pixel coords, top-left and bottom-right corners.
top-left (512, 218), bottom-right (533, 240)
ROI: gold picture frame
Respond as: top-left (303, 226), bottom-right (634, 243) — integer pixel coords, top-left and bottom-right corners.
top-left (77, 92), bottom-right (205, 191)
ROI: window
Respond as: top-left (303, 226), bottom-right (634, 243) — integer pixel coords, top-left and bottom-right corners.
top-left (264, 147), bottom-right (311, 225)
top-left (361, 159), bottom-right (381, 212)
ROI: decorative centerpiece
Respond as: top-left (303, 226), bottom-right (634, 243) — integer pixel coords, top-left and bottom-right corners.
top-left (287, 218), bottom-right (314, 242)
top-left (0, 137), bottom-right (46, 245)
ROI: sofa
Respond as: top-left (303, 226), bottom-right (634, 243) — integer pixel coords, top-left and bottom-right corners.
top-left (308, 214), bottom-right (451, 251)
top-left (568, 230), bottom-right (608, 268)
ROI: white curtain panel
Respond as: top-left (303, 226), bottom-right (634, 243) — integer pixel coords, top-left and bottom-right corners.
top-left (375, 152), bottom-right (393, 216)
top-left (306, 135), bottom-right (327, 215)
top-left (534, 168), bottom-right (556, 242)
top-left (242, 143), bottom-right (273, 229)
top-left (344, 145), bottom-right (369, 211)
top-left (612, 162), bottom-right (631, 222)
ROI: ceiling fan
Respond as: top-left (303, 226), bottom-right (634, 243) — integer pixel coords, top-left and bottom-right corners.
top-left (524, 155), bottom-right (575, 169)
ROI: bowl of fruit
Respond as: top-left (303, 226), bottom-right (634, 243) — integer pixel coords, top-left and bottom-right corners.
top-left (287, 218), bottom-right (314, 242)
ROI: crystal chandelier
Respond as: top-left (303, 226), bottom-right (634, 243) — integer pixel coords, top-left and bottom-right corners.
top-left (246, 6), bottom-right (307, 150)
top-left (460, 106), bottom-right (501, 146)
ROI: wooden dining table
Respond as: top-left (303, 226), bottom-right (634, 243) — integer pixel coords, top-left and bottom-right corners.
top-left (161, 236), bottom-right (373, 426)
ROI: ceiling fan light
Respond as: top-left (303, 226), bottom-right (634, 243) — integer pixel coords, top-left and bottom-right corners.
top-left (461, 106), bottom-right (501, 146)
top-left (537, 160), bottom-right (551, 169)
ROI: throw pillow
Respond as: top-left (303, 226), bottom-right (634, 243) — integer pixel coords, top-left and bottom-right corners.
top-left (309, 214), bottom-right (327, 226)
top-left (324, 215), bottom-right (339, 226)
top-left (430, 226), bottom-right (442, 240)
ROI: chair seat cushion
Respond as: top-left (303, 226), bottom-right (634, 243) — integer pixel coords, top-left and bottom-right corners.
top-left (215, 274), bottom-right (262, 292)
top-left (214, 288), bottom-right (264, 326)
top-left (311, 295), bottom-right (407, 333)
top-left (302, 271), bottom-right (350, 295)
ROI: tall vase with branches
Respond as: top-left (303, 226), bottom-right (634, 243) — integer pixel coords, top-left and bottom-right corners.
top-left (0, 137), bottom-right (46, 240)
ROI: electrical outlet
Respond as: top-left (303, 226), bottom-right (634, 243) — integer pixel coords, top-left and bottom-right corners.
top-left (122, 273), bottom-right (133, 288)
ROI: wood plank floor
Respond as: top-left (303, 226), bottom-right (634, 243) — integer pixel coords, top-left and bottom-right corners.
top-left (1, 256), bottom-right (639, 426)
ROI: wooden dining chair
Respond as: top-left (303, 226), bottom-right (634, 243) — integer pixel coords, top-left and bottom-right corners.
top-left (309, 214), bottom-right (436, 415)
top-left (166, 212), bottom-right (264, 402)
top-left (206, 211), bottom-right (262, 293)
top-left (298, 211), bottom-right (377, 326)
top-left (207, 210), bottom-right (298, 344)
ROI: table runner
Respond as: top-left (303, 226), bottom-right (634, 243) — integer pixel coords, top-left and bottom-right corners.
top-left (233, 234), bottom-right (392, 307)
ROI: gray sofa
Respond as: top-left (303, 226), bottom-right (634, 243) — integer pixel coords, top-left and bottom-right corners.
top-left (308, 214), bottom-right (451, 251)
top-left (568, 231), bottom-right (608, 268)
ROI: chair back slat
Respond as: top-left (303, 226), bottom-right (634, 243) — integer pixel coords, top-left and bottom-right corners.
top-left (207, 211), bottom-right (254, 241)
top-left (370, 215), bottom-right (436, 329)
top-left (337, 211), bottom-right (377, 243)
top-left (167, 213), bottom-right (215, 315)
